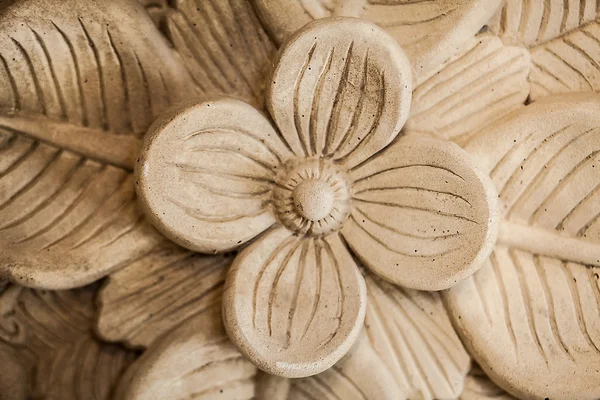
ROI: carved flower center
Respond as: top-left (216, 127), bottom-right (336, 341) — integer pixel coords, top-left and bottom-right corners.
top-left (292, 179), bottom-right (335, 221)
top-left (273, 158), bottom-right (351, 236)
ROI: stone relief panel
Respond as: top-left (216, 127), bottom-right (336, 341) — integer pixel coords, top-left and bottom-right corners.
top-left (0, 0), bottom-right (599, 399)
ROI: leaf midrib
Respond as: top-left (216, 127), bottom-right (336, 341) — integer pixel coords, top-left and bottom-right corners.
top-left (0, 113), bottom-right (140, 171)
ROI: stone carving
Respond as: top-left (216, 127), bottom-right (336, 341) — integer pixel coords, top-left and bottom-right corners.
top-left (98, 244), bottom-right (232, 348)
top-left (446, 93), bottom-right (600, 400)
top-left (135, 17), bottom-right (498, 378)
top-left (405, 34), bottom-right (530, 143)
top-left (115, 306), bottom-right (258, 400)
top-left (113, 277), bottom-right (471, 400)
top-left (0, 0), bottom-right (190, 289)
top-left (0, 283), bottom-right (135, 399)
top-left (0, 0), bottom-right (599, 398)
top-left (459, 364), bottom-right (515, 400)
top-left (251, 0), bottom-right (503, 83)
top-left (490, 0), bottom-right (600, 99)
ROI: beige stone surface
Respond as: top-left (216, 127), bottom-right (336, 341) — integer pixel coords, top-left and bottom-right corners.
top-left (490, 0), bottom-right (600, 100)
top-left (0, 0), bottom-right (191, 289)
top-left (0, 283), bottom-right (135, 399)
top-left (459, 365), bottom-right (515, 400)
top-left (97, 244), bottom-right (232, 348)
top-left (3, 0), bottom-right (600, 398)
top-left (135, 17), bottom-right (498, 377)
top-left (446, 93), bottom-right (600, 400)
top-left (405, 34), bottom-right (531, 143)
top-left (252, 0), bottom-right (503, 83)
top-left (115, 306), bottom-right (258, 400)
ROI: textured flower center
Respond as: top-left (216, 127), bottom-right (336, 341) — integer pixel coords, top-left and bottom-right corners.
top-left (292, 179), bottom-right (335, 221)
top-left (273, 158), bottom-right (351, 236)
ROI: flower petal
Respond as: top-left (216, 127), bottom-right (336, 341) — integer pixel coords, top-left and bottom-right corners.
top-left (97, 244), bottom-right (231, 348)
top-left (116, 307), bottom-right (258, 400)
top-left (136, 98), bottom-right (294, 253)
top-left (267, 17), bottom-right (412, 169)
top-left (343, 134), bottom-right (499, 290)
top-left (223, 227), bottom-right (367, 378)
top-left (254, 0), bottom-right (502, 83)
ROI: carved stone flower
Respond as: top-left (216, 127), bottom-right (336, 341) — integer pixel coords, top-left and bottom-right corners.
top-left (134, 17), bottom-right (498, 377)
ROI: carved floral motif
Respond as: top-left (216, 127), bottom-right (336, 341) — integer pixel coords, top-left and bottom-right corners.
top-left (134, 17), bottom-right (499, 378)
top-left (0, 0), bottom-right (599, 399)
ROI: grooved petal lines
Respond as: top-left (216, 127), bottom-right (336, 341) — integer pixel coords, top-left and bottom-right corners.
top-left (343, 135), bottom-right (497, 291)
top-left (137, 99), bottom-right (290, 253)
top-left (530, 23), bottom-right (600, 99)
top-left (97, 246), bottom-right (231, 348)
top-left (223, 227), bottom-right (366, 377)
top-left (448, 94), bottom-right (600, 399)
top-left (267, 18), bottom-right (412, 169)
top-left (254, 0), bottom-right (502, 83)
top-left (489, 0), bottom-right (600, 99)
top-left (0, 0), bottom-right (192, 289)
top-left (491, 0), bottom-right (600, 47)
top-left (406, 34), bottom-right (530, 142)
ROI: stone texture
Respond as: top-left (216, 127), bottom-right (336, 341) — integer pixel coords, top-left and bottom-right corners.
top-left (446, 93), bottom-right (600, 400)
top-left (135, 17), bottom-right (497, 378)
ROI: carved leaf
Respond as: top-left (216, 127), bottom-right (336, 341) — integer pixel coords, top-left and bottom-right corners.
top-left (459, 365), bottom-right (515, 400)
top-left (0, 284), bottom-right (135, 399)
top-left (364, 274), bottom-right (471, 399)
top-left (116, 307), bottom-right (258, 400)
top-left (97, 244), bottom-right (231, 348)
top-left (490, 0), bottom-right (599, 47)
top-left (490, 0), bottom-right (600, 99)
top-left (287, 333), bottom-right (403, 400)
top-left (223, 228), bottom-right (367, 378)
top-left (0, 0), bottom-right (193, 289)
top-left (445, 93), bottom-right (600, 399)
top-left (405, 34), bottom-right (530, 142)
top-left (253, 0), bottom-right (503, 83)
top-left (529, 21), bottom-right (600, 99)
top-left (343, 134), bottom-right (499, 290)
top-left (162, 0), bottom-right (276, 106)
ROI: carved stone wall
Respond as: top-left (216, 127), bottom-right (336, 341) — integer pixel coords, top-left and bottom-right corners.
top-left (0, 1), bottom-right (599, 399)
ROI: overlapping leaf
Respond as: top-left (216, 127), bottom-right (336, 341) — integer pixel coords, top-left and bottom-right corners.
top-left (446, 93), bottom-right (600, 399)
top-left (0, 284), bottom-right (135, 399)
top-left (490, 0), bottom-right (600, 99)
top-left (98, 244), bottom-right (231, 348)
top-left (116, 307), bottom-right (258, 400)
top-left (253, 0), bottom-right (503, 83)
top-left (405, 34), bottom-right (530, 143)
top-left (0, 0), bottom-right (193, 289)
top-left (275, 273), bottom-right (471, 400)
top-left (161, 0), bottom-right (276, 106)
